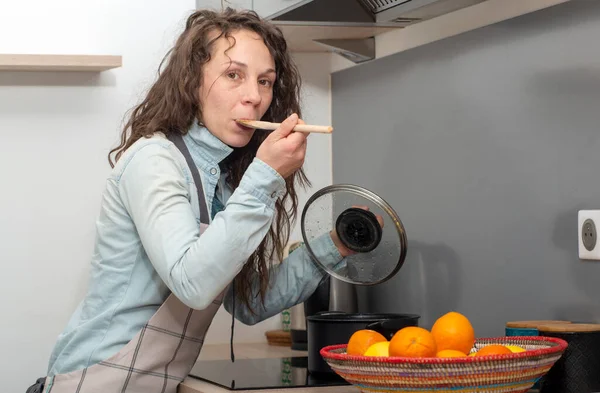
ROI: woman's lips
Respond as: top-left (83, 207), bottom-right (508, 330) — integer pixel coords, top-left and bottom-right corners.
top-left (235, 120), bottom-right (254, 132)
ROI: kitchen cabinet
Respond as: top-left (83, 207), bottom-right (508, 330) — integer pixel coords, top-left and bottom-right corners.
top-left (252, 0), bottom-right (303, 19)
top-left (195, 0), bottom-right (298, 16)
top-left (196, 0), bottom-right (253, 11)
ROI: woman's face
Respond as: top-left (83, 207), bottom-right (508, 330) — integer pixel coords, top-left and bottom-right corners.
top-left (199, 29), bottom-right (276, 147)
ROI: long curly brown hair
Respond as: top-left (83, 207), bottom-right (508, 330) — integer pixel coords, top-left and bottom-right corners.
top-left (108, 7), bottom-right (310, 314)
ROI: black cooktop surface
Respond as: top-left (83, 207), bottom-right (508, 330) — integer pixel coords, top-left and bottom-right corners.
top-left (188, 356), bottom-right (349, 390)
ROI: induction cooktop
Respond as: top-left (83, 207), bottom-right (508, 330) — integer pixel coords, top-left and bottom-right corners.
top-left (188, 356), bottom-right (349, 390)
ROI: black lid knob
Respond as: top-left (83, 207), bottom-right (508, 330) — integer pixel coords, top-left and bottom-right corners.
top-left (335, 208), bottom-right (382, 253)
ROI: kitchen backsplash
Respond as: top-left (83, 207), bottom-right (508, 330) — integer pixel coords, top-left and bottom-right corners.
top-left (330, 0), bottom-right (600, 336)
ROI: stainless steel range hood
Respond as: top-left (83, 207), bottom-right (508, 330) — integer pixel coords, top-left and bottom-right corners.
top-left (266, 0), bottom-right (486, 63)
top-left (267, 0), bottom-right (487, 27)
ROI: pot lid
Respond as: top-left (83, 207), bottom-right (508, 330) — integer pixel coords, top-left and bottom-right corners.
top-left (300, 184), bottom-right (407, 286)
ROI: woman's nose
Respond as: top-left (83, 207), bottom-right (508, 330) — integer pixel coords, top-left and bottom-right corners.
top-left (242, 82), bottom-right (262, 106)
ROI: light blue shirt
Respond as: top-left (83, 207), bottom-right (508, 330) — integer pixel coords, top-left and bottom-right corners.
top-left (47, 122), bottom-right (344, 376)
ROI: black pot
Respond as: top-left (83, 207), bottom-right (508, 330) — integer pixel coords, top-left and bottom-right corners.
top-left (306, 311), bottom-right (420, 375)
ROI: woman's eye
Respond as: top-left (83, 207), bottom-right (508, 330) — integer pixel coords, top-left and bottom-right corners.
top-left (227, 72), bottom-right (240, 80)
top-left (259, 79), bottom-right (273, 87)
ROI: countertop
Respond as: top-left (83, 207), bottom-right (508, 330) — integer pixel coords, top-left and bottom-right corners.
top-left (178, 343), bottom-right (360, 393)
top-left (178, 343), bottom-right (539, 393)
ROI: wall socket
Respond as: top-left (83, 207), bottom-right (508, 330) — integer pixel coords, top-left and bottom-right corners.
top-left (578, 210), bottom-right (600, 260)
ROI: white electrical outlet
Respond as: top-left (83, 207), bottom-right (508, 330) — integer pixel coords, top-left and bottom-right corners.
top-left (578, 210), bottom-right (600, 260)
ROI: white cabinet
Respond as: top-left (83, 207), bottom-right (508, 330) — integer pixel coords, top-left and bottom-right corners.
top-left (196, 0), bottom-right (253, 11)
top-left (225, 0), bottom-right (254, 9)
top-left (197, 0), bottom-right (302, 18)
top-left (252, 0), bottom-right (304, 19)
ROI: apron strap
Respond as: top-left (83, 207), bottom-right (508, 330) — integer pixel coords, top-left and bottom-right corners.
top-left (167, 132), bottom-right (210, 225)
top-left (167, 130), bottom-right (236, 363)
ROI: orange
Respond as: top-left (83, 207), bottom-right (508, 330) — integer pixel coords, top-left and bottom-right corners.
top-left (475, 344), bottom-right (512, 357)
top-left (389, 326), bottom-right (437, 358)
top-left (436, 349), bottom-right (467, 358)
top-left (347, 329), bottom-right (387, 356)
top-left (431, 311), bottom-right (475, 354)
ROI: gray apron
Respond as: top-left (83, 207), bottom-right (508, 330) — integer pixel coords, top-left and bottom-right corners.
top-left (29, 132), bottom-right (224, 393)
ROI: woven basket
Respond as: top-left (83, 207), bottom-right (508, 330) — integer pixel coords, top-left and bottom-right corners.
top-left (320, 336), bottom-right (568, 393)
top-left (265, 329), bottom-right (291, 347)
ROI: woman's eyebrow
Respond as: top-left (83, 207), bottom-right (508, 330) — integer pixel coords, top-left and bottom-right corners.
top-left (224, 60), bottom-right (275, 74)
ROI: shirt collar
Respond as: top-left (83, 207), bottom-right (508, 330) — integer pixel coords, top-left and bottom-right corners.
top-left (183, 121), bottom-right (234, 170)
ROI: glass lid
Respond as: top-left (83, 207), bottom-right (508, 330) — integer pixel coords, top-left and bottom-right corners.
top-left (300, 184), bottom-right (407, 286)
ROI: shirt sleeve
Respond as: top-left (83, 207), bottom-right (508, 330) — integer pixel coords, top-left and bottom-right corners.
top-left (118, 143), bottom-right (286, 310)
top-left (223, 233), bottom-right (345, 325)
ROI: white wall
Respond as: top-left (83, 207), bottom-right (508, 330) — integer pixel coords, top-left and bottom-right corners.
top-left (0, 2), bottom-right (336, 391)
top-left (0, 2), bottom-right (199, 391)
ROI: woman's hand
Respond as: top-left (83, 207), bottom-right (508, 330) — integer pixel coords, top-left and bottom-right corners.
top-left (330, 205), bottom-right (384, 258)
top-left (256, 113), bottom-right (307, 179)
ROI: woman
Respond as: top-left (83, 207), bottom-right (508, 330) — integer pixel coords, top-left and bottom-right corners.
top-left (27, 7), bottom-right (365, 393)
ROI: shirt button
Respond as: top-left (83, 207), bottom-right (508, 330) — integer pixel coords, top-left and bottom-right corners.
top-left (271, 191), bottom-right (277, 198)
top-left (210, 167), bottom-right (217, 175)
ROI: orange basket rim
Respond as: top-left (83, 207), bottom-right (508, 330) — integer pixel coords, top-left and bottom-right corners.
top-left (320, 335), bottom-right (568, 365)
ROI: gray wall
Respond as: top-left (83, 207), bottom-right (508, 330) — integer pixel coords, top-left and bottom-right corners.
top-left (331, 0), bottom-right (600, 336)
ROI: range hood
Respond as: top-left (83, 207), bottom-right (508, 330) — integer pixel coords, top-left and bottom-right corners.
top-left (268, 0), bottom-right (487, 27)
top-left (266, 0), bottom-right (487, 63)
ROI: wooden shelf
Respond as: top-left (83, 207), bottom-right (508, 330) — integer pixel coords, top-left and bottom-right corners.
top-left (0, 54), bottom-right (122, 72)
